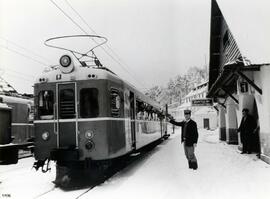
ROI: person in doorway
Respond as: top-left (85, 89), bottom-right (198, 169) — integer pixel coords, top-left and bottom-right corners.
top-left (169, 110), bottom-right (199, 170)
top-left (238, 108), bottom-right (257, 154)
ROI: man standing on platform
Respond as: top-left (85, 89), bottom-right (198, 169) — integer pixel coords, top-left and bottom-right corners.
top-left (169, 110), bottom-right (199, 170)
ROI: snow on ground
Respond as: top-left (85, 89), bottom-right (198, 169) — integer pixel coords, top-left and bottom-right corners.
top-left (1, 127), bottom-right (270, 199)
top-left (85, 127), bottom-right (270, 199)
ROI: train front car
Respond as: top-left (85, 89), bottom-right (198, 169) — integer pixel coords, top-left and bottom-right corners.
top-left (33, 35), bottom-right (168, 187)
top-left (33, 55), bottom-right (128, 185)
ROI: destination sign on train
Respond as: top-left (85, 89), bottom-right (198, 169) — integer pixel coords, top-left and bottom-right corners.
top-left (191, 98), bottom-right (213, 106)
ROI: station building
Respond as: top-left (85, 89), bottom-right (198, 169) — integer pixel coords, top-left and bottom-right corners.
top-left (169, 81), bottom-right (218, 130)
top-left (207, 0), bottom-right (270, 163)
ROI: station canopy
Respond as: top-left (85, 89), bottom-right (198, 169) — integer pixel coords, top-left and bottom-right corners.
top-left (207, 0), bottom-right (270, 100)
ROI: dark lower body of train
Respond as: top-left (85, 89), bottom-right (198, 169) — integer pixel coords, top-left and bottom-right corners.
top-left (33, 79), bottom-right (169, 187)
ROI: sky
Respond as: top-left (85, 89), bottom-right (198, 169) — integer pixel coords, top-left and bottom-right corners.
top-left (0, 0), bottom-right (211, 94)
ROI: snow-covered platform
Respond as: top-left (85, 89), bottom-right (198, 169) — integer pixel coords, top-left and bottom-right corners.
top-left (0, 127), bottom-right (269, 199)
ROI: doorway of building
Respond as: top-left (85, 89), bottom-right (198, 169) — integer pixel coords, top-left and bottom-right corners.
top-left (203, 118), bottom-right (210, 130)
top-left (252, 99), bottom-right (260, 154)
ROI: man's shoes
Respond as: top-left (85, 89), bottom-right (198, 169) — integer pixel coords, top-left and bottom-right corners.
top-left (241, 151), bottom-right (247, 154)
top-left (188, 161), bottom-right (192, 169)
top-left (247, 152), bottom-right (252, 154)
top-left (191, 162), bottom-right (198, 170)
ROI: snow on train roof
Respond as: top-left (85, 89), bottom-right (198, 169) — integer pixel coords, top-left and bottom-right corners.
top-left (216, 0), bottom-right (270, 64)
top-left (35, 65), bottom-right (121, 84)
top-left (0, 95), bottom-right (33, 105)
top-left (0, 102), bottom-right (11, 110)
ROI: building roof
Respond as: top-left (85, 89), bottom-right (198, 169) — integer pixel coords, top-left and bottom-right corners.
top-left (185, 83), bottom-right (208, 98)
top-left (216, 0), bottom-right (270, 65)
top-left (0, 77), bottom-right (17, 94)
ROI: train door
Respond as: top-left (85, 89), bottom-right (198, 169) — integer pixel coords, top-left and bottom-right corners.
top-left (56, 83), bottom-right (78, 148)
top-left (130, 91), bottom-right (136, 148)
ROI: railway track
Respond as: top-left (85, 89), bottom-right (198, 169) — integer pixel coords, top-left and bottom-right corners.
top-left (0, 139), bottom-right (166, 199)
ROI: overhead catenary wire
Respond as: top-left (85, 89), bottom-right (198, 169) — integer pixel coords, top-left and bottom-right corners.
top-left (64, 0), bottom-right (151, 89)
top-left (0, 67), bottom-right (35, 79)
top-left (2, 72), bottom-right (34, 83)
top-left (0, 36), bottom-right (53, 65)
top-left (0, 44), bottom-right (47, 67)
top-left (49, 0), bottom-right (150, 90)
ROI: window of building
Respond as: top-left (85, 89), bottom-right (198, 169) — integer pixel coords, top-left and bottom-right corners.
top-left (38, 90), bottom-right (54, 119)
top-left (80, 88), bottom-right (99, 118)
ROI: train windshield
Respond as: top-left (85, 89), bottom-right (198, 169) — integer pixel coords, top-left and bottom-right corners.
top-left (38, 90), bottom-right (54, 119)
top-left (80, 88), bottom-right (99, 118)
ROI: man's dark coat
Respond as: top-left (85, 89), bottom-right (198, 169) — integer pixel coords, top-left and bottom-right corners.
top-left (238, 114), bottom-right (256, 143)
top-left (170, 119), bottom-right (198, 146)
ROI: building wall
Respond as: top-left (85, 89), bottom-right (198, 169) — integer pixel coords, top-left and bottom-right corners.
top-left (175, 105), bottom-right (218, 130)
top-left (170, 81), bottom-right (218, 130)
top-left (253, 66), bottom-right (270, 164)
top-left (236, 66), bottom-right (270, 164)
top-left (225, 97), bottom-right (238, 144)
top-left (218, 105), bottom-right (226, 141)
top-left (193, 112), bottom-right (218, 130)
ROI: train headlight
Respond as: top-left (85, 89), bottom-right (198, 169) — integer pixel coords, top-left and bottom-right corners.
top-left (42, 131), bottom-right (50, 141)
top-left (59, 55), bottom-right (74, 74)
top-left (85, 141), bottom-right (94, 151)
top-left (60, 55), bottom-right (71, 67)
top-left (85, 130), bottom-right (94, 139)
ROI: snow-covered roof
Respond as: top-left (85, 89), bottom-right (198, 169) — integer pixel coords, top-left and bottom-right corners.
top-left (216, 0), bottom-right (270, 64)
top-left (185, 85), bottom-right (207, 98)
top-left (0, 77), bottom-right (17, 94)
top-left (177, 101), bottom-right (191, 109)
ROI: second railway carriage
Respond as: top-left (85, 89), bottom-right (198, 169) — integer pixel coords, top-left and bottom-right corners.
top-left (0, 95), bottom-right (34, 164)
top-left (33, 35), bottom-right (168, 186)
top-left (0, 95), bottom-right (34, 143)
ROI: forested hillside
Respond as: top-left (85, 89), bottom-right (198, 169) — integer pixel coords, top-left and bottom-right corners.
top-left (145, 66), bottom-right (208, 105)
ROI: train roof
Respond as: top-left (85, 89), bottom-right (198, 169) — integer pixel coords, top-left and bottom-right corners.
top-left (40, 35), bottom-right (163, 111)
top-left (0, 102), bottom-right (11, 110)
top-left (0, 94), bottom-right (33, 105)
top-left (35, 65), bottom-right (122, 84)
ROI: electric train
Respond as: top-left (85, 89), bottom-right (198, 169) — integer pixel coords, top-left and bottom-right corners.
top-left (33, 35), bottom-right (169, 186)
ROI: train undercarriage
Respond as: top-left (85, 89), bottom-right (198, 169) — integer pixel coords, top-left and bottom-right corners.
top-left (33, 137), bottom-right (168, 189)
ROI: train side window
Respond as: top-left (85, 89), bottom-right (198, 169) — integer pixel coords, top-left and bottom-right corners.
top-left (136, 100), bottom-right (144, 120)
top-left (80, 88), bottom-right (99, 118)
top-left (111, 89), bottom-right (121, 117)
top-left (38, 90), bottom-right (54, 119)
